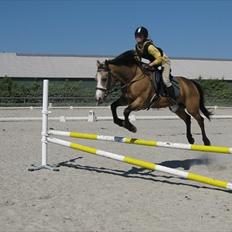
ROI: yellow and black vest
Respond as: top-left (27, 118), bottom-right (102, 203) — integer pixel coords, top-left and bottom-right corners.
top-left (135, 39), bottom-right (163, 62)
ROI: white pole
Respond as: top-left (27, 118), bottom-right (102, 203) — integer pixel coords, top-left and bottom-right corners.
top-left (28, 79), bottom-right (59, 171)
top-left (41, 79), bottom-right (49, 166)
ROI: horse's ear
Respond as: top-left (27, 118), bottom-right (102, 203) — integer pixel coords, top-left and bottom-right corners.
top-left (97, 60), bottom-right (101, 67)
top-left (105, 59), bottom-right (109, 68)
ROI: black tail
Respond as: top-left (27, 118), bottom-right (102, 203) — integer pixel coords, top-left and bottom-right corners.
top-left (192, 80), bottom-right (213, 120)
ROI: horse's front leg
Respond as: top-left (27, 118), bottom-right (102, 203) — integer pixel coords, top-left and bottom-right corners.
top-left (123, 97), bottom-right (144, 133)
top-left (123, 107), bottom-right (137, 133)
top-left (111, 96), bottom-right (127, 128)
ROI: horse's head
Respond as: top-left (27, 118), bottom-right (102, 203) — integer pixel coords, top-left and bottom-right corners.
top-left (95, 60), bottom-right (113, 104)
top-left (95, 50), bottom-right (140, 104)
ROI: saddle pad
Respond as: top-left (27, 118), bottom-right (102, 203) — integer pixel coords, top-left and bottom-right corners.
top-left (152, 70), bottom-right (180, 98)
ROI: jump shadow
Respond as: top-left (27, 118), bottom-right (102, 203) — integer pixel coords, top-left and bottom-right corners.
top-left (158, 158), bottom-right (210, 170)
top-left (55, 157), bottom-right (231, 193)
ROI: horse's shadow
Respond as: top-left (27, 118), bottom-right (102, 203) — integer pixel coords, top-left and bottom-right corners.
top-left (55, 157), bottom-right (230, 193)
top-left (159, 158), bottom-right (210, 170)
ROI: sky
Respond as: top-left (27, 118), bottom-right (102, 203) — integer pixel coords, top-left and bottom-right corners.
top-left (0, 0), bottom-right (232, 58)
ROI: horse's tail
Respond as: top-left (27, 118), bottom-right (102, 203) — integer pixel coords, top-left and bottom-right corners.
top-left (192, 80), bottom-right (213, 120)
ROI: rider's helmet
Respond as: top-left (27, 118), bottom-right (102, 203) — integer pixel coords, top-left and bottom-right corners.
top-left (134, 26), bottom-right (149, 39)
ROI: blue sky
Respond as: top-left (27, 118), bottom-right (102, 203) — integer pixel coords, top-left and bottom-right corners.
top-left (0, 0), bottom-right (231, 58)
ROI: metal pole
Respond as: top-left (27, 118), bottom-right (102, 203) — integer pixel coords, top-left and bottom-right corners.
top-left (41, 80), bottom-right (49, 166)
top-left (28, 80), bottom-right (59, 171)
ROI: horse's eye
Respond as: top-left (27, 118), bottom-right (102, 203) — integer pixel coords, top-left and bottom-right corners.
top-left (102, 77), bottom-right (107, 82)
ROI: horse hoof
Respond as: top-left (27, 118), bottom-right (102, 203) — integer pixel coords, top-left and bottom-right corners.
top-left (126, 125), bottom-right (137, 133)
top-left (188, 137), bottom-right (195, 144)
top-left (128, 125), bottom-right (137, 133)
top-left (129, 128), bottom-right (137, 133)
top-left (203, 139), bottom-right (211, 146)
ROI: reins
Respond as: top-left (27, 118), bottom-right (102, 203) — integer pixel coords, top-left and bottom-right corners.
top-left (107, 64), bottom-right (148, 94)
top-left (96, 58), bottom-right (151, 95)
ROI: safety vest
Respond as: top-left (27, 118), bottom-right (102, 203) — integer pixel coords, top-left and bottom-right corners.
top-left (135, 40), bottom-right (163, 62)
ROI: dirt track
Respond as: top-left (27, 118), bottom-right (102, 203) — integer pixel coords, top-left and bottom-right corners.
top-left (0, 108), bottom-right (232, 232)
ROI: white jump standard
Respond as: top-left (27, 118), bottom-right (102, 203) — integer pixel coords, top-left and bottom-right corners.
top-left (29, 79), bottom-right (232, 191)
top-left (29, 80), bottom-right (59, 171)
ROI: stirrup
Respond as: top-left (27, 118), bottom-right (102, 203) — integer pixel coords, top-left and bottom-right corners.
top-left (168, 96), bottom-right (177, 104)
top-left (169, 104), bottom-right (179, 113)
top-left (147, 94), bottom-right (160, 110)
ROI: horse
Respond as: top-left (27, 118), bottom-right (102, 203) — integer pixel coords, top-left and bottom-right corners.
top-left (95, 50), bottom-right (212, 145)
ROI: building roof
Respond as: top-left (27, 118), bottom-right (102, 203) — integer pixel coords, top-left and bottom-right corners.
top-left (0, 52), bottom-right (232, 80)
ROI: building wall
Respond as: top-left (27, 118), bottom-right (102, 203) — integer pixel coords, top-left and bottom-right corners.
top-left (0, 53), bottom-right (232, 80)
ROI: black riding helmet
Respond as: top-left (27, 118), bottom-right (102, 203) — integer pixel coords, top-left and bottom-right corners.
top-left (134, 26), bottom-right (148, 38)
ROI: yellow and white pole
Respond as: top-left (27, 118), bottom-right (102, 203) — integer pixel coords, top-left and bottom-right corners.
top-left (47, 137), bottom-right (232, 190)
top-left (48, 130), bottom-right (232, 155)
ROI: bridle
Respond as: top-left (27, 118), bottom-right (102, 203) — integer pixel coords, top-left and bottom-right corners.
top-left (96, 59), bottom-right (147, 95)
top-left (96, 61), bottom-right (113, 94)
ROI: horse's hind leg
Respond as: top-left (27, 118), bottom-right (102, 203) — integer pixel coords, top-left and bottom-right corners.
top-left (173, 105), bottom-right (195, 144)
top-left (184, 94), bottom-right (211, 145)
top-left (191, 112), bottom-right (211, 145)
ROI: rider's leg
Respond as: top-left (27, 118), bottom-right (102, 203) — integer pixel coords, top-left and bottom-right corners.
top-left (162, 60), bottom-right (176, 101)
top-left (167, 85), bottom-right (176, 101)
top-left (144, 70), bottom-right (160, 110)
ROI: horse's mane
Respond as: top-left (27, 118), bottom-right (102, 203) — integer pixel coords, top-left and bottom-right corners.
top-left (108, 50), bottom-right (138, 66)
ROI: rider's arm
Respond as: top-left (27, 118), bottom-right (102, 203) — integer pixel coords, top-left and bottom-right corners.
top-left (148, 45), bottom-right (163, 66)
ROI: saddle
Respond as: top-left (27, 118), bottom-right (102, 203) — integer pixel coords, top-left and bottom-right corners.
top-left (147, 69), bottom-right (180, 97)
top-left (145, 68), bottom-right (180, 110)
top-left (141, 63), bottom-right (180, 98)
top-left (151, 69), bottom-right (180, 97)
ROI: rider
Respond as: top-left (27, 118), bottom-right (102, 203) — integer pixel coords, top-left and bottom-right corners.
top-left (134, 26), bottom-right (176, 101)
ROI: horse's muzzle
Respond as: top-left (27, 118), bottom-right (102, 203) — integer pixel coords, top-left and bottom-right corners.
top-left (95, 87), bottom-right (108, 104)
top-left (95, 96), bottom-right (103, 105)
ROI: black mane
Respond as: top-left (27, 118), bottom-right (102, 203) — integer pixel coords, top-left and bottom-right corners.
top-left (108, 50), bottom-right (138, 66)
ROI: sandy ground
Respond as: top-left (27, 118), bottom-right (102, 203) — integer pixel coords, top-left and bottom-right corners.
top-left (0, 108), bottom-right (232, 232)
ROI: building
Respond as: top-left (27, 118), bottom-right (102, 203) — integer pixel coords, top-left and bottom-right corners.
top-left (0, 52), bottom-right (232, 80)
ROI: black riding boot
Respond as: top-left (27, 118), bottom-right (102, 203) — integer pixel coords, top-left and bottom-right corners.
top-left (167, 85), bottom-right (176, 101)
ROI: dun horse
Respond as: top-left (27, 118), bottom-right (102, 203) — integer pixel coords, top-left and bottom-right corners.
top-left (95, 50), bottom-right (212, 145)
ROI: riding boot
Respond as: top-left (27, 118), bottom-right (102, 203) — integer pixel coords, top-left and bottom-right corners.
top-left (166, 85), bottom-right (176, 101)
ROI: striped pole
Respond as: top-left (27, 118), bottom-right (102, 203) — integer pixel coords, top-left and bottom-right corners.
top-left (48, 130), bottom-right (232, 155)
top-left (47, 137), bottom-right (232, 190)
